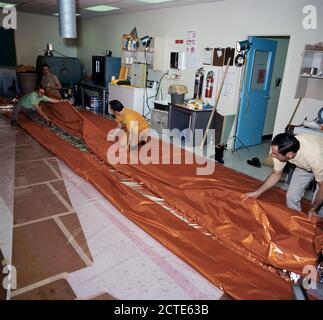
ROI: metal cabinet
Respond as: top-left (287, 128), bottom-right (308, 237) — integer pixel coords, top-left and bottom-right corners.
top-left (168, 104), bottom-right (224, 146)
top-left (108, 84), bottom-right (155, 119)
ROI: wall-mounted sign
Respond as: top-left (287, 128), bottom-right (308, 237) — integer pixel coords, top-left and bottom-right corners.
top-left (257, 69), bottom-right (266, 84)
top-left (186, 31), bottom-right (198, 68)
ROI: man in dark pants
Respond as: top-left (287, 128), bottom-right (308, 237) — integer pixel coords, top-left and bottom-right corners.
top-left (10, 86), bottom-right (62, 126)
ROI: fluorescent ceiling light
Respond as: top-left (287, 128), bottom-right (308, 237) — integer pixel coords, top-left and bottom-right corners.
top-left (0, 1), bottom-right (16, 8)
top-left (53, 13), bottom-right (80, 16)
top-left (136, 0), bottom-right (175, 3)
top-left (84, 5), bottom-right (119, 12)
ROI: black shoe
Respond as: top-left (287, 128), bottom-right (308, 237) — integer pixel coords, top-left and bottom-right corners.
top-left (214, 155), bottom-right (225, 164)
top-left (215, 144), bottom-right (225, 158)
top-left (10, 120), bottom-right (17, 127)
top-left (247, 157), bottom-right (261, 168)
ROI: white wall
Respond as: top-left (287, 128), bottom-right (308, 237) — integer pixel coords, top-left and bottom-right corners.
top-left (263, 37), bottom-right (290, 136)
top-left (14, 12), bottom-right (77, 66)
top-left (77, 0), bottom-right (323, 136)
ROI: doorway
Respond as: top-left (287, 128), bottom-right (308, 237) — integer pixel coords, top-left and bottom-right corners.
top-left (235, 36), bottom-right (290, 149)
top-left (260, 36), bottom-right (290, 139)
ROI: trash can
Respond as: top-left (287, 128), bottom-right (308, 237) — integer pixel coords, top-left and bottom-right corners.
top-left (171, 93), bottom-right (185, 105)
top-left (17, 72), bottom-right (38, 95)
top-left (90, 96), bottom-right (102, 114)
top-left (168, 85), bottom-right (188, 105)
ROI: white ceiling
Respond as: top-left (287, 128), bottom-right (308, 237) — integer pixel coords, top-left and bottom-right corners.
top-left (6, 0), bottom-right (224, 18)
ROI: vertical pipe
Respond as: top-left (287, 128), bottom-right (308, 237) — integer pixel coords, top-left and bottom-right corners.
top-left (58, 0), bottom-right (77, 38)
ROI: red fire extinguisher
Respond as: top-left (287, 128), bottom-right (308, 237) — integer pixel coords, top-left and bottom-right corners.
top-left (205, 71), bottom-right (214, 98)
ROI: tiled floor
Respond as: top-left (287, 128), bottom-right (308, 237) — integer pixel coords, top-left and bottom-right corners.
top-left (0, 116), bottom-right (224, 300)
top-left (161, 132), bottom-right (273, 181)
top-left (166, 134), bottom-right (315, 201)
top-left (60, 159), bottom-right (224, 300)
top-left (9, 128), bottom-right (94, 299)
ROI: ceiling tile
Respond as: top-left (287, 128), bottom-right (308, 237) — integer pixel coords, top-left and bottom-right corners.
top-left (8, 0), bottom-right (223, 17)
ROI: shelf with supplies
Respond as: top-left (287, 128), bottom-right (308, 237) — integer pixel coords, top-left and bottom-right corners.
top-left (295, 44), bottom-right (323, 100)
top-left (121, 34), bottom-right (164, 71)
top-left (299, 74), bottom-right (323, 79)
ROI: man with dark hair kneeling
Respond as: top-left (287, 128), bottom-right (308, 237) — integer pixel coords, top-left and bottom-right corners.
top-left (10, 86), bottom-right (64, 126)
top-left (109, 100), bottom-right (149, 149)
top-left (245, 133), bottom-right (323, 217)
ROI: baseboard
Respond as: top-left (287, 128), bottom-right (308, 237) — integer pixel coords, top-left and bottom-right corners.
top-left (262, 134), bottom-right (273, 141)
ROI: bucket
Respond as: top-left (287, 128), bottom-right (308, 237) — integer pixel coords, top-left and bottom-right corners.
top-left (17, 72), bottom-right (38, 95)
top-left (171, 93), bottom-right (185, 105)
top-left (90, 96), bottom-right (102, 114)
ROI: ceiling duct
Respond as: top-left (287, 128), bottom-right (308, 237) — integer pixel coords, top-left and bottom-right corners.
top-left (58, 0), bottom-right (77, 38)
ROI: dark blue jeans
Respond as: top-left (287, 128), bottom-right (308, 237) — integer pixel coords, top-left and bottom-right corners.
top-left (11, 102), bottom-right (38, 121)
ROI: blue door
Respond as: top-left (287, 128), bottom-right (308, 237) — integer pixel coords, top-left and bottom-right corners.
top-left (235, 37), bottom-right (277, 149)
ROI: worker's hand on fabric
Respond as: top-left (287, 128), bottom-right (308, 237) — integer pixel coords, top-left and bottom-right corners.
top-left (243, 191), bottom-right (260, 200)
top-left (107, 133), bottom-right (115, 140)
top-left (308, 207), bottom-right (317, 219)
top-left (42, 116), bottom-right (51, 126)
top-left (45, 116), bottom-right (51, 124)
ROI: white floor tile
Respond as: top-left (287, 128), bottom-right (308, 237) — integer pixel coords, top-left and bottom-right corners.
top-left (59, 161), bottom-right (223, 300)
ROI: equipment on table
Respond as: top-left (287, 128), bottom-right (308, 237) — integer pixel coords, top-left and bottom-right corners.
top-left (141, 35), bottom-right (152, 49)
top-left (302, 107), bottom-right (323, 130)
top-left (44, 43), bottom-right (54, 57)
top-left (131, 63), bottom-right (146, 88)
top-left (186, 99), bottom-right (204, 110)
top-left (92, 55), bottom-right (121, 88)
top-left (117, 79), bottom-right (131, 86)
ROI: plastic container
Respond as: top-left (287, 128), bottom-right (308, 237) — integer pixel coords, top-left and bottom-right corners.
top-left (90, 96), bottom-right (102, 114)
top-left (171, 93), bottom-right (185, 105)
top-left (168, 85), bottom-right (188, 105)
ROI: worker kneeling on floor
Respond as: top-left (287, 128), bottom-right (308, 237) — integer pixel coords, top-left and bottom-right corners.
top-left (10, 86), bottom-right (64, 126)
top-left (108, 100), bottom-right (149, 149)
top-left (245, 132), bottom-right (323, 217)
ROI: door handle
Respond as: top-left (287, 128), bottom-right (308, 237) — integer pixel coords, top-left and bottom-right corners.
top-left (265, 95), bottom-right (271, 100)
